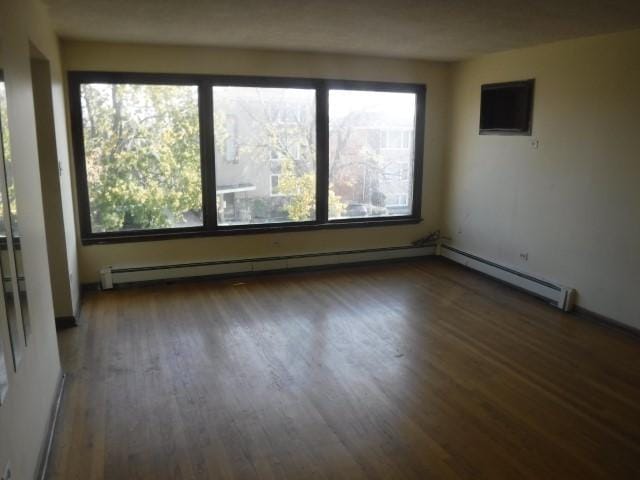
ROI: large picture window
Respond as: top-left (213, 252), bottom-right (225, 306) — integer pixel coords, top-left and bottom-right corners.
top-left (213, 86), bottom-right (316, 225)
top-left (69, 73), bottom-right (425, 243)
top-left (78, 82), bottom-right (202, 233)
top-left (328, 89), bottom-right (417, 220)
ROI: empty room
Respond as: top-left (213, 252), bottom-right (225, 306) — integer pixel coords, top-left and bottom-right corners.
top-left (0, 0), bottom-right (639, 478)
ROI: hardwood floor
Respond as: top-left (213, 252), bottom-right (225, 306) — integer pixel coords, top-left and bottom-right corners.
top-left (46, 258), bottom-right (640, 479)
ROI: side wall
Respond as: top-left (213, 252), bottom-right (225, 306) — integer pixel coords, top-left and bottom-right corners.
top-left (43, 15), bottom-right (80, 318)
top-left (32, 54), bottom-right (73, 318)
top-left (61, 41), bottom-right (452, 284)
top-left (0, 0), bottom-right (67, 479)
top-left (443, 29), bottom-right (640, 329)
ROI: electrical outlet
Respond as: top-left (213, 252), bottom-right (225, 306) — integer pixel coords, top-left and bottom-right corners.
top-left (2, 461), bottom-right (12, 480)
top-left (530, 139), bottom-right (539, 149)
top-left (520, 252), bottom-right (529, 261)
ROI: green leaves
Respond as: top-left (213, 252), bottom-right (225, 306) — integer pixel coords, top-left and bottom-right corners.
top-left (82, 83), bottom-right (348, 230)
top-left (82, 84), bottom-right (202, 232)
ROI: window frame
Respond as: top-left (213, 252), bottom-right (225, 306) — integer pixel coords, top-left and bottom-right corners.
top-left (69, 72), bottom-right (426, 245)
top-left (269, 173), bottom-right (283, 197)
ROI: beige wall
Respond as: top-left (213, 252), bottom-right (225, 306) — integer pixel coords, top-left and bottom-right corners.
top-left (31, 53), bottom-right (75, 318)
top-left (45, 27), bottom-right (80, 319)
top-left (61, 41), bottom-right (452, 283)
top-left (63, 34), bottom-right (640, 328)
top-left (0, 6), bottom-right (636, 476)
top-left (443, 29), bottom-right (640, 329)
top-left (0, 0), bottom-right (68, 479)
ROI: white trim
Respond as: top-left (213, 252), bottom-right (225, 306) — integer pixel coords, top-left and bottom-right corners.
top-left (439, 244), bottom-right (575, 311)
top-left (217, 184), bottom-right (256, 194)
top-left (38, 374), bottom-right (66, 480)
top-left (97, 242), bottom-right (576, 313)
top-left (100, 245), bottom-right (436, 288)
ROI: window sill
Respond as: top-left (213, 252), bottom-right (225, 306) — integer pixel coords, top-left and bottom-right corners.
top-left (81, 217), bottom-right (423, 245)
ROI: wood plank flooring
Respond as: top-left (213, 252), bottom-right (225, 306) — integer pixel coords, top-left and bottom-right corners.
top-left (46, 258), bottom-right (640, 479)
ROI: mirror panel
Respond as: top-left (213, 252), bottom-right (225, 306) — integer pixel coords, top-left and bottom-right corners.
top-left (4, 157), bottom-right (30, 341)
top-left (0, 73), bottom-right (29, 342)
top-left (0, 71), bottom-right (26, 373)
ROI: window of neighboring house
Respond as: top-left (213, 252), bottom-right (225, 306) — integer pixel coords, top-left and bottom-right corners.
top-left (223, 114), bottom-right (239, 164)
top-left (380, 129), bottom-right (411, 150)
top-left (329, 89), bottom-right (417, 220)
top-left (402, 130), bottom-right (411, 149)
top-left (213, 86), bottom-right (316, 225)
top-left (270, 142), bottom-right (300, 164)
top-left (269, 102), bottom-right (306, 125)
top-left (69, 74), bottom-right (424, 242)
top-left (400, 163), bottom-right (409, 181)
top-left (387, 193), bottom-right (409, 207)
top-left (270, 174), bottom-right (282, 196)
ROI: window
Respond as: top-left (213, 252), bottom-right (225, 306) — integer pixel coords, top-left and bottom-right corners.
top-left (270, 174), bottom-right (281, 196)
top-left (77, 81), bottom-right (202, 233)
top-left (69, 73), bottom-right (425, 243)
top-left (380, 129), bottom-right (411, 150)
top-left (213, 86), bottom-right (316, 225)
top-left (223, 114), bottom-right (239, 164)
top-left (400, 164), bottom-right (409, 181)
top-left (387, 194), bottom-right (409, 207)
top-left (329, 89), bottom-right (417, 219)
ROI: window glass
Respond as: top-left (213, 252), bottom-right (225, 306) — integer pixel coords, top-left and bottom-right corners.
top-left (71, 75), bottom-right (424, 241)
top-left (213, 86), bottom-right (316, 225)
top-left (0, 78), bottom-right (10, 398)
top-left (0, 91), bottom-right (29, 342)
top-left (328, 90), bottom-right (416, 219)
top-left (80, 83), bottom-right (202, 233)
top-left (0, 76), bottom-right (24, 376)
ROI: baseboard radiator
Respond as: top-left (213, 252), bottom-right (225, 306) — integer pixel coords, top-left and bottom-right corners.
top-left (99, 245), bottom-right (436, 289)
top-left (97, 242), bottom-right (574, 312)
top-left (439, 244), bottom-right (575, 311)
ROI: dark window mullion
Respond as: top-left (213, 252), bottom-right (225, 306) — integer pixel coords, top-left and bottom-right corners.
top-left (411, 86), bottom-right (426, 219)
top-left (315, 84), bottom-right (329, 224)
top-left (199, 83), bottom-right (217, 230)
top-left (68, 76), bottom-right (93, 239)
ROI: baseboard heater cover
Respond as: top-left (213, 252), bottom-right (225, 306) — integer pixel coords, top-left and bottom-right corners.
top-left (439, 244), bottom-right (575, 311)
top-left (98, 243), bottom-right (574, 312)
top-left (99, 245), bottom-right (436, 289)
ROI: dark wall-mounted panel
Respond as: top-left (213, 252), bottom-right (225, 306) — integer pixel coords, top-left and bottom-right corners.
top-left (479, 79), bottom-right (534, 135)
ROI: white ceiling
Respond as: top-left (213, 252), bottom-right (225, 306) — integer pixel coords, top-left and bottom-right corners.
top-left (44, 0), bottom-right (640, 61)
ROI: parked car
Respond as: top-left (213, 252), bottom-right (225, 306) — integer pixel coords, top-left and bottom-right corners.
top-left (344, 203), bottom-right (389, 217)
top-left (345, 203), bottom-right (369, 217)
top-left (369, 205), bottom-right (389, 216)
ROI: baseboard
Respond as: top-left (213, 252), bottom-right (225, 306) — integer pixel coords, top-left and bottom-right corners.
top-left (35, 372), bottom-right (65, 480)
top-left (55, 316), bottom-right (77, 330)
top-left (80, 240), bottom-right (638, 339)
top-left (73, 288), bottom-right (83, 322)
top-left (439, 244), bottom-right (575, 311)
top-left (98, 245), bottom-right (437, 289)
top-left (574, 306), bottom-right (640, 339)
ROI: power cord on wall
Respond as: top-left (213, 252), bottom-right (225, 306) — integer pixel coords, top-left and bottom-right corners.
top-left (412, 230), bottom-right (441, 247)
